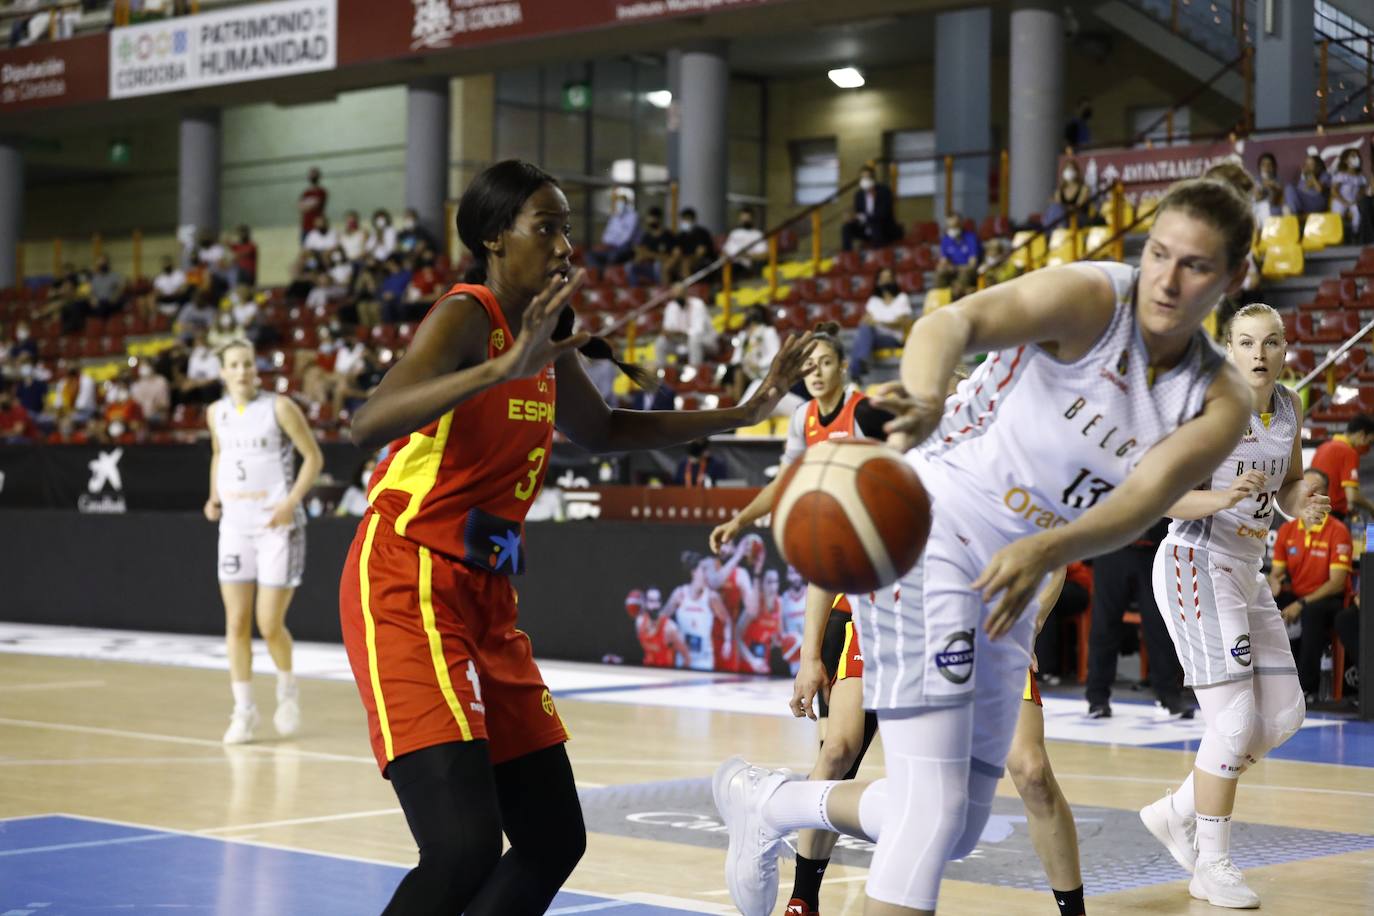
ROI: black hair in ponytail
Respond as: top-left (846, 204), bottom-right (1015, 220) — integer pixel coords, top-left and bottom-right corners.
top-left (457, 159), bottom-right (654, 390)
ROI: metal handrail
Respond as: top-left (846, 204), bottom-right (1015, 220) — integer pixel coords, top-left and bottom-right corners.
top-left (1295, 317), bottom-right (1374, 394)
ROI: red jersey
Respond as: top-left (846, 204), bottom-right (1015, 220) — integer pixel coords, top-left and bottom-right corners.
top-left (803, 388), bottom-right (865, 448)
top-left (638, 614), bottom-right (676, 667)
top-left (743, 596), bottom-right (781, 661)
top-left (1273, 515), bottom-right (1354, 599)
top-left (714, 564), bottom-right (750, 671)
top-left (1311, 434), bottom-right (1362, 514)
top-left (365, 283), bottom-right (555, 574)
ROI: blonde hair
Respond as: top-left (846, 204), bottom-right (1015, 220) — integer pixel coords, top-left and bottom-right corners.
top-left (1225, 303), bottom-right (1284, 343)
top-left (217, 339), bottom-right (255, 361)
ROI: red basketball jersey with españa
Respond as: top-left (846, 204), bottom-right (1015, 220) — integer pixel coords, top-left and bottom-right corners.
top-left (639, 615), bottom-right (676, 667)
top-left (804, 388), bottom-right (864, 447)
top-left (365, 283), bottom-right (555, 574)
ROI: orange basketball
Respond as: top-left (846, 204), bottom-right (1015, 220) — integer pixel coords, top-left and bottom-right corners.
top-left (772, 439), bottom-right (931, 594)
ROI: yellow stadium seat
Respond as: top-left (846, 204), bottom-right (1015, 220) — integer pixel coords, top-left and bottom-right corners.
top-left (924, 287), bottom-right (953, 313)
top-left (1047, 228), bottom-right (1078, 254)
top-left (771, 285), bottom-right (792, 302)
top-left (1010, 231), bottom-right (1047, 270)
top-left (1135, 197), bottom-right (1159, 230)
top-left (1105, 200), bottom-right (1136, 232)
top-left (770, 416), bottom-right (790, 436)
top-left (1045, 242), bottom-right (1076, 267)
top-left (1302, 212), bottom-right (1344, 252)
top-left (780, 261), bottom-right (812, 280)
top-left (1261, 242), bottom-right (1304, 280)
top-left (1257, 215), bottom-right (1300, 254)
top-left (1083, 226), bottom-right (1113, 258)
top-left (735, 418), bottom-right (774, 437)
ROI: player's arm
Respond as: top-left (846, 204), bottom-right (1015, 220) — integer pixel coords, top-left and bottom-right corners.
top-left (711, 475), bottom-right (782, 554)
top-left (204, 408), bottom-right (221, 521)
top-left (1277, 390), bottom-right (1328, 521)
top-left (790, 585), bottom-right (838, 720)
top-left (275, 395), bottom-right (325, 514)
top-left (665, 620), bottom-right (690, 665)
top-left (350, 276), bottom-right (586, 450)
top-left (551, 333), bottom-right (813, 453)
top-left (732, 604), bottom-right (768, 674)
top-left (1167, 471), bottom-right (1267, 520)
top-left (982, 364), bottom-right (1252, 638)
top-left (1034, 566), bottom-right (1067, 633)
top-left (709, 594), bottom-right (733, 660)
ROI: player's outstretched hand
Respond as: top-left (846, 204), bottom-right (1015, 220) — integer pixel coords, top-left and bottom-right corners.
top-left (977, 533), bottom-right (1057, 640)
top-left (499, 268), bottom-right (590, 381)
top-left (739, 333), bottom-right (816, 426)
top-left (709, 517), bottom-right (742, 555)
top-left (872, 384), bottom-right (945, 452)
top-left (790, 655), bottom-right (830, 720)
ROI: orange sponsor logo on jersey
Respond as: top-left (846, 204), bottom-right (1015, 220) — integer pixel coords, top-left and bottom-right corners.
top-left (1235, 523), bottom-right (1268, 540)
top-left (507, 398), bottom-right (556, 424)
top-left (1003, 486), bottom-right (1070, 529)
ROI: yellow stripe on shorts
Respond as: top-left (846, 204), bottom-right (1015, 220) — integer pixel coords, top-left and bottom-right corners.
top-left (418, 546), bottom-right (473, 741)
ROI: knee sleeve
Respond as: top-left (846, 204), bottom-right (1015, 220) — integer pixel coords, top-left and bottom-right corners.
top-left (1253, 675), bottom-right (1305, 759)
top-left (948, 770), bottom-right (999, 861)
top-left (1195, 682), bottom-right (1260, 778)
top-left (856, 779), bottom-right (888, 841)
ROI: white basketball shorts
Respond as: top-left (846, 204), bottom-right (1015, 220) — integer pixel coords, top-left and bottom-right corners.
top-left (218, 525), bottom-right (306, 589)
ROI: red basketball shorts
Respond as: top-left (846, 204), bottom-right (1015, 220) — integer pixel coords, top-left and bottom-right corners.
top-left (339, 512), bottom-right (570, 775)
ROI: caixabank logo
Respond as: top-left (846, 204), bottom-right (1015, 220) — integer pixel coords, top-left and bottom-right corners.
top-left (80, 448), bottom-right (127, 514)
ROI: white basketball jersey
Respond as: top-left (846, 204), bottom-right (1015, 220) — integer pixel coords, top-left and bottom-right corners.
top-left (919, 262), bottom-right (1226, 541)
top-left (212, 393), bottom-right (303, 533)
top-left (1168, 387), bottom-right (1297, 562)
top-left (780, 588), bottom-right (807, 639)
top-left (675, 588), bottom-right (715, 671)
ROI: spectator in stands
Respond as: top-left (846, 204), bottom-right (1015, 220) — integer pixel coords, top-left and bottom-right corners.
top-left (88, 256), bottom-right (127, 319)
top-left (195, 230), bottom-right (227, 275)
top-left (586, 188), bottom-right (640, 272)
top-left (9, 2), bottom-right (78, 47)
top-left (130, 359), bottom-right (171, 427)
top-left (1253, 153), bottom-right (1286, 224)
top-left (728, 305), bottom-right (782, 405)
top-left (46, 412), bottom-right (89, 445)
top-left (327, 248), bottom-right (354, 287)
top-left (675, 439), bottom-right (729, 486)
top-left (339, 210), bottom-right (372, 267)
top-left (396, 208), bottom-right (434, 255)
top-left (580, 350), bottom-right (619, 405)
top-left (379, 255), bottom-right (415, 324)
top-left (207, 308), bottom-right (243, 351)
top-left (299, 323), bottom-right (342, 408)
top-left (1043, 158), bottom-right (1094, 228)
top-left (175, 290), bottom-right (218, 340)
top-left (1311, 415), bottom-right (1374, 522)
top-left (228, 284), bottom-right (265, 343)
top-left (722, 206), bottom-right (766, 277)
top-left (13, 353), bottom-right (46, 416)
top-left (1064, 96), bottom-right (1093, 150)
top-left (1331, 147), bottom-right (1368, 242)
top-left (671, 207), bottom-right (716, 282)
top-left (630, 206), bottom-right (676, 286)
top-left (979, 237), bottom-right (1020, 287)
top-left (303, 215), bottom-right (339, 255)
top-left (850, 267), bottom-right (913, 382)
top-left (230, 225), bottom-right (258, 288)
top-left (335, 340), bottom-right (387, 414)
top-left (147, 255), bottom-right (189, 319)
top-left (0, 381), bottom-right (35, 442)
top-left (305, 267), bottom-right (346, 314)
top-left (103, 375), bottom-right (146, 443)
top-left (298, 167), bottom-right (327, 241)
top-left (370, 209), bottom-right (398, 261)
top-left (50, 362), bottom-right (97, 422)
top-left (328, 330), bottom-right (369, 412)
top-left (1270, 468), bottom-right (1353, 701)
top-left (7, 320), bottom-right (36, 362)
top-left (841, 165), bottom-right (901, 251)
top-left (1285, 153), bottom-right (1331, 222)
top-left (935, 211), bottom-right (983, 299)
top-left (352, 258), bottom-right (383, 328)
top-left (656, 283), bottom-right (718, 368)
top-left (178, 328), bottom-right (222, 405)
top-left (404, 245), bottom-right (443, 316)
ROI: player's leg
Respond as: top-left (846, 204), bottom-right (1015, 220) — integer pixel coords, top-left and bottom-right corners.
top-left (1084, 549), bottom-right (1130, 716)
top-left (1132, 549), bottom-right (1191, 716)
top-left (382, 740), bottom-right (504, 915)
top-left (1006, 681), bottom-right (1085, 916)
top-left (218, 527), bottom-right (259, 743)
top-left (1243, 593), bottom-right (1304, 762)
top-left (255, 525), bottom-right (304, 736)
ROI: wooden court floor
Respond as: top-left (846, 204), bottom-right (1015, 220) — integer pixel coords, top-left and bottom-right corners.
top-left (1, 651), bottom-right (1371, 915)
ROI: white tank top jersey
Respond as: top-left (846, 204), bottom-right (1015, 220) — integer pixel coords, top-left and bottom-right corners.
top-left (780, 588), bottom-right (807, 639)
top-left (674, 589), bottom-right (716, 670)
top-left (212, 392), bottom-right (303, 534)
top-left (917, 261), bottom-right (1227, 541)
top-left (1168, 386), bottom-right (1298, 562)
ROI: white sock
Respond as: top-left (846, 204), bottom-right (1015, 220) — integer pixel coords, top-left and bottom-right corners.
top-left (1195, 813), bottom-right (1232, 864)
top-left (231, 681), bottom-right (254, 710)
top-left (761, 779), bottom-right (838, 833)
top-left (1172, 772), bottom-right (1196, 818)
top-left (277, 671), bottom-right (297, 698)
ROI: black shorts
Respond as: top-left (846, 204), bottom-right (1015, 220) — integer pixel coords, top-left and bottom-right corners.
top-left (817, 611), bottom-right (859, 719)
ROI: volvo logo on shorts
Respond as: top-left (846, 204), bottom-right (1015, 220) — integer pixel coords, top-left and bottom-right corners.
top-left (935, 630), bottom-right (975, 683)
top-left (1231, 634), bottom-right (1252, 667)
top-left (220, 554), bottom-right (241, 576)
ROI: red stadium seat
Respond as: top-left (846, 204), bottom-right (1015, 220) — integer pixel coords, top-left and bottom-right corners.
top-left (912, 221), bottom-right (940, 244)
top-left (911, 245), bottom-right (937, 272)
top-left (897, 270), bottom-right (924, 294)
top-left (848, 273), bottom-right (875, 300)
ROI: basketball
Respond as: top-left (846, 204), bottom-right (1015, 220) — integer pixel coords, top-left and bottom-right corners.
top-left (771, 440), bottom-right (932, 594)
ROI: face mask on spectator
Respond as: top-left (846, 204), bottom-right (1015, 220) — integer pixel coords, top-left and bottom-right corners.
top-left (1062, 168), bottom-right (1078, 182)
top-left (109, 420), bottom-right (126, 438)
top-left (946, 226), bottom-right (961, 238)
top-left (400, 217), bottom-right (415, 230)
top-left (859, 177), bottom-right (875, 191)
top-left (1348, 156), bottom-right (1362, 170)
top-left (332, 251), bottom-right (346, 264)
top-left (19, 364), bottom-right (32, 379)
top-left (138, 364), bottom-right (153, 379)
top-left (15, 327), bottom-right (29, 341)
top-left (375, 217), bottom-right (387, 229)
top-left (680, 220), bottom-right (693, 231)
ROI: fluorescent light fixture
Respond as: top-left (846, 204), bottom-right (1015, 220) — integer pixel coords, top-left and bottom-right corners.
top-left (645, 90), bottom-right (672, 108)
top-left (828, 67), bottom-right (865, 89)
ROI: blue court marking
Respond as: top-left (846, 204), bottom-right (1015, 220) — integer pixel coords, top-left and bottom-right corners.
top-left (0, 815), bottom-right (709, 915)
top-left (1145, 717), bottom-right (1374, 768)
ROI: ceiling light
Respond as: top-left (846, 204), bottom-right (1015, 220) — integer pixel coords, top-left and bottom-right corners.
top-left (828, 67), bottom-right (865, 89)
top-left (645, 90), bottom-right (672, 109)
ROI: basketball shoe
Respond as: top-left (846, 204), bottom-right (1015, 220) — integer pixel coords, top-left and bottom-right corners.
top-left (714, 755), bottom-right (796, 916)
top-left (223, 705), bottom-right (259, 745)
top-left (1140, 790), bottom-right (1197, 872)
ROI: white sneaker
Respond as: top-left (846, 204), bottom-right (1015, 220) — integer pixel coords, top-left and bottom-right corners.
top-left (1189, 856), bottom-right (1260, 908)
top-left (223, 706), bottom-right (260, 745)
top-left (713, 756), bottom-right (794, 916)
top-left (1140, 790), bottom-right (1197, 873)
top-left (274, 690), bottom-right (301, 738)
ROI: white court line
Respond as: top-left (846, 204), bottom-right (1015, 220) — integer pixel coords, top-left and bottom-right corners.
top-left (0, 756), bottom-right (244, 767)
top-left (0, 717), bottom-right (375, 764)
top-left (0, 832), bottom-right (176, 858)
top-left (546, 902), bottom-right (632, 914)
top-left (198, 808), bottom-right (402, 834)
top-left (1053, 771), bottom-right (1374, 799)
top-left (0, 679), bottom-right (105, 692)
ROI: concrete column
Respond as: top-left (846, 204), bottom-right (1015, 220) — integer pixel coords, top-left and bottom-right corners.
top-left (0, 140), bottom-right (21, 287)
top-left (1255, 0), bottom-right (1315, 129)
top-left (178, 110), bottom-right (221, 244)
top-left (935, 8), bottom-right (992, 220)
top-left (672, 42), bottom-right (729, 234)
top-left (407, 78), bottom-right (451, 247)
top-left (1009, 0), bottom-right (1063, 224)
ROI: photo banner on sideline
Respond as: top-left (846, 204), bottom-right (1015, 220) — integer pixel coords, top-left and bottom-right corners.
top-left (109, 0), bottom-right (337, 99)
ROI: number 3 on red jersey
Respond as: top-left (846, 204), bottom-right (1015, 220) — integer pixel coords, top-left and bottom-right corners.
top-left (515, 447), bottom-right (546, 501)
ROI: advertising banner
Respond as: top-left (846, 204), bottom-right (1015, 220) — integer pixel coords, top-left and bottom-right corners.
top-left (109, 0), bottom-right (336, 99)
top-left (0, 34), bottom-right (107, 115)
top-left (338, 0), bottom-right (792, 67)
